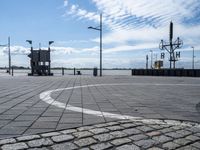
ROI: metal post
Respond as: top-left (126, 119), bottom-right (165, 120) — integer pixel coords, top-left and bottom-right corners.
top-left (11, 66), bottom-right (13, 76)
top-left (169, 21), bottom-right (173, 69)
top-left (8, 37), bottom-right (11, 74)
top-left (192, 46), bottom-right (195, 69)
top-left (146, 55), bottom-right (148, 69)
top-left (48, 45), bottom-right (51, 75)
top-left (173, 52), bottom-right (175, 69)
top-left (48, 46), bottom-right (51, 75)
top-left (74, 68), bottom-right (76, 75)
top-left (100, 14), bottom-right (102, 77)
top-left (48, 41), bottom-right (54, 76)
top-left (150, 50), bottom-right (153, 69)
top-left (62, 67), bottom-right (64, 76)
top-left (170, 39), bottom-right (172, 69)
top-left (88, 14), bottom-right (103, 77)
top-left (31, 46), bottom-right (33, 75)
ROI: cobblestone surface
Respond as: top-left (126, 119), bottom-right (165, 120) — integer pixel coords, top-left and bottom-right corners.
top-left (1, 142), bottom-right (28, 150)
top-left (73, 131), bottom-right (93, 138)
top-left (0, 139), bottom-right (16, 145)
top-left (51, 134), bottom-right (74, 143)
top-left (74, 137), bottom-right (97, 147)
top-left (0, 119), bottom-right (199, 149)
top-left (27, 138), bottom-right (53, 148)
top-left (17, 135), bottom-right (40, 142)
top-left (90, 142), bottom-right (113, 150)
top-left (115, 144), bottom-right (140, 150)
top-left (93, 133), bottom-right (115, 142)
top-left (41, 132), bottom-right (61, 138)
top-left (51, 142), bottom-right (77, 150)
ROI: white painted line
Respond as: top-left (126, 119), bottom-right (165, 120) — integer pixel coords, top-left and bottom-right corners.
top-left (39, 83), bottom-right (200, 127)
top-left (40, 84), bottom-right (142, 120)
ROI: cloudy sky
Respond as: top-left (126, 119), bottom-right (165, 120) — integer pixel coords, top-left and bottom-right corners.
top-left (0, 0), bottom-right (200, 68)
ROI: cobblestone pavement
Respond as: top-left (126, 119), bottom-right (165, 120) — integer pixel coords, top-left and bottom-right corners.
top-left (0, 119), bottom-right (200, 150)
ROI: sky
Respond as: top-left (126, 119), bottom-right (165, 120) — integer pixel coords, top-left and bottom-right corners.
top-left (0, 0), bottom-right (200, 69)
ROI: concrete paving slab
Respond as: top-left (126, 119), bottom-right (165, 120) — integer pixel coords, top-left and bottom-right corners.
top-left (0, 75), bottom-right (199, 141)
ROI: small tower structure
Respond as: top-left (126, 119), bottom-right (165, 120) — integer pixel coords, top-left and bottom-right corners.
top-left (28, 48), bottom-right (53, 76)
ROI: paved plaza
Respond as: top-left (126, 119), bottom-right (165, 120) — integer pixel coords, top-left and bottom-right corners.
top-left (0, 75), bottom-right (200, 149)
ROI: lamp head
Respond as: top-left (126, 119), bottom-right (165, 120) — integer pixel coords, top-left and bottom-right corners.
top-left (26, 40), bottom-right (32, 45)
top-left (49, 41), bottom-right (54, 45)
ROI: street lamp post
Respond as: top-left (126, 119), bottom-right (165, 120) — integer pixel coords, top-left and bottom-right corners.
top-left (48, 41), bottom-right (54, 75)
top-left (191, 46), bottom-right (195, 69)
top-left (88, 14), bottom-right (103, 77)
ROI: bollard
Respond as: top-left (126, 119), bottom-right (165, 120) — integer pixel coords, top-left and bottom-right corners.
top-left (74, 68), bottom-right (76, 75)
top-left (93, 67), bottom-right (98, 76)
top-left (62, 67), bottom-right (64, 76)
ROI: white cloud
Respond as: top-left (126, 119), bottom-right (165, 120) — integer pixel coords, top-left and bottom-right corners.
top-left (67, 4), bottom-right (100, 22)
top-left (64, 0), bottom-right (68, 7)
top-left (55, 40), bottom-right (89, 45)
top-left (98, 27), bottom-right (167, 45)
top-left (0, 44), bottom-right (199, 68)
top-left (82, 46), bottom-right (99, 52)
top-left (63, 0), bottom-right (200, 53)
top-left (51, 46), bottom-right (78, 54)
top-left (0, 46), bottom-right (79, 56)
top-left (65, 0), bottom-right (199, 30)
top-left (92, 23), bottom-right (200, 46)
top-left (92, 0), bottom-right (198, 29)
top-left (104, 43), bottom-right (157, 53)
top-left (0, 46), bottom-right (29, 56)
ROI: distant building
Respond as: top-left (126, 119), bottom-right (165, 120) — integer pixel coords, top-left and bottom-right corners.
top-left (28, 49), bottom-right (53, 76)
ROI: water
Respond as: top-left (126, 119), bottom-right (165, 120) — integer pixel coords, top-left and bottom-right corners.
top-left (0, 69), bottom-right (132, 76)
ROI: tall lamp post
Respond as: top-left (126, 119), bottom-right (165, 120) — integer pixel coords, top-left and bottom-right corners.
top-left (0, 37), bottom-right (11, 74)
top-left (48, 41), bottom-right (54, 75)
top-left (88, 14), bottom-right (103, 77)
top-left (191, 46), bottom-right (195, 70)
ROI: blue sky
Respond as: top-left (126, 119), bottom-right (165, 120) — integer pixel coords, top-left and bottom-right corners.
top-left (0, 0), bottom-right (200, 68)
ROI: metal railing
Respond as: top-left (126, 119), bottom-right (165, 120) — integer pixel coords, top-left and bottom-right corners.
top-left (0, 68), bottom-right (132, 76)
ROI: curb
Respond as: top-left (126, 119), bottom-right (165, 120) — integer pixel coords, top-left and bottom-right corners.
top-left (0, 119), bottom-right (200, 150)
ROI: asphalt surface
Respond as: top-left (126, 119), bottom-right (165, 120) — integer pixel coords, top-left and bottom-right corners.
top-left (0, 75), bottom-right (200, 140)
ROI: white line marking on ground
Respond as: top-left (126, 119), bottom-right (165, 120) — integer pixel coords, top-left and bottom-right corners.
top-left (39, 83), bottom-right (200, 127)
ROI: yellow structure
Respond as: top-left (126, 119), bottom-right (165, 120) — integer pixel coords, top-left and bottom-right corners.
top-left (154, 60), bottom-right (163, 69)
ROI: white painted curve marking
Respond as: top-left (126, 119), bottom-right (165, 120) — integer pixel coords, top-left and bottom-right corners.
top-left (39, 83), bottom-right (200, 127)
top-left (40, 83), bottom-right (143, 120)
